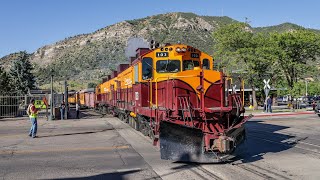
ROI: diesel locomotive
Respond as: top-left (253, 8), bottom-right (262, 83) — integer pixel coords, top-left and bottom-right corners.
top-left (95, 43), bottom-right (252, 162)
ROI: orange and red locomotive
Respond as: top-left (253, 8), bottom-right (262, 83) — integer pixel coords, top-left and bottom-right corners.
top-left (96, 43), bottom-right (251, 162)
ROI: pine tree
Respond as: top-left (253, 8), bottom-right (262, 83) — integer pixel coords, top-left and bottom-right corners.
top-left (9, 51), bottom-right (35, 95)
top-left (0, 66), bottom-right (11, 95)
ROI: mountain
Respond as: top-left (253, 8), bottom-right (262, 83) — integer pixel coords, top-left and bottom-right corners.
top-left (1, 12), bottom-right (319, 89)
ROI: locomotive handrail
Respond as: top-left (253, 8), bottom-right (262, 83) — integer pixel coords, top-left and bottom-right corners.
top-left (154, 75), bottom-right (199, 108)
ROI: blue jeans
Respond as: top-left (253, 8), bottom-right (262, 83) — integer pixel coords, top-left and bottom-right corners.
top-left (267, 104), bottom-right (272, 113)
top-left (29, 117), bottom-right (37, 137)
top-left (61, 109), bottom-right (65, 120)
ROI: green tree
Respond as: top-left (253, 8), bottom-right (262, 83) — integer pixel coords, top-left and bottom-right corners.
top-left (0, 66), bottom-right (11, 94)
top-left (213, 23), bottom-right (274, 109)
top-left (87, 82), bottom-right (97, 89)
top-left (9, 51), bottom-right (36, 95)
top-left (270, 30), bottom-right (320, 91)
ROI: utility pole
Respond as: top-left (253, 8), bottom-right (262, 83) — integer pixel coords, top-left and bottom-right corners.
top-left (49, 71), bottom-right (54, 120)
top-left (64, 80), bottom-right (68, 119)
top-left (305, 80), bottom-right (308, 96)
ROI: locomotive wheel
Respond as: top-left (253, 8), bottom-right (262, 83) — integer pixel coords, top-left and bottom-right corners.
top-left (124, 114), bottom-right (129, 123)
top-left (112, 110), bottom-right (117, 117)
top-left (141, 126), bottom-right (148, 136)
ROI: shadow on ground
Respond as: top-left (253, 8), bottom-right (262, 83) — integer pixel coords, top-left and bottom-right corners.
top-left (37, 127), bottom-right (114, 138)
top-left (50, 169), bottom-right (141, 180)
top-left (166, 120), bottom-right (297, 165)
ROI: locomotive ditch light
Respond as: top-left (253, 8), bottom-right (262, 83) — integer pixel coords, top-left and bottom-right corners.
top-left (176, 47), bottom-right (181, 52)
top-left (181, 48), bottom-right (187, 52)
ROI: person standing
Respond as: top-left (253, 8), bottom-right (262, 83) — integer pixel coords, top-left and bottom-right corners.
top-left (267, 96), bottom-right (272, 113)
top-left (27, 99), bottom-right (38, 138)
top-left (76, 101), bottom-right (80, 119)
top-left (312, 100), bottom-right (316, 111)
top-left (60, 101), bottom-right (66, 120)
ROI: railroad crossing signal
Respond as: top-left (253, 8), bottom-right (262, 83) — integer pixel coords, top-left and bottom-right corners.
top-left (263, 79), bottom-right (270, 97)
top-left (263, 79), bottom-right (271, 89)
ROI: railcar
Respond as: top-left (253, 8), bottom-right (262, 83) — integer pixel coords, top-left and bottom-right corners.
top-left (68, 91), bottom-right (77, 105)
top-left (96, 43), bottom-right (251, 162)
top-left (78, 88), bottom-right (95, 108)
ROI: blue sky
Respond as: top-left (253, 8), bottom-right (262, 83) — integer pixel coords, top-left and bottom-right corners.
top-left (0, 0), bottom-right (319, 57)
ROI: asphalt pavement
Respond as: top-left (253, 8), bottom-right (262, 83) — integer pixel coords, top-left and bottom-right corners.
top-left (0, 116), bottom-right (160, 180)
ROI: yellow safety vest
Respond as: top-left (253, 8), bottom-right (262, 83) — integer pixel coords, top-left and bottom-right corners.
top-left (29, 105), bottom-right (38, 118)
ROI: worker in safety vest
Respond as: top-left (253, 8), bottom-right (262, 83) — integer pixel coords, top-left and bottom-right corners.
top-left (27, 99), bottom-right (39, 138)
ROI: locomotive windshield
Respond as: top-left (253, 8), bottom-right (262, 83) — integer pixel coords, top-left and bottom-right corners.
top-left (202, 59), bottom-right (210, 70)
top-left (156, 60), bottom-right (180, 73)
top-left (183, 60), bottom-right (200, 70)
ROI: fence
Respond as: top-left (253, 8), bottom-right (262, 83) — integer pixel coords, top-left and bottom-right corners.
top-left (0, 94), bottom-right (64, 118)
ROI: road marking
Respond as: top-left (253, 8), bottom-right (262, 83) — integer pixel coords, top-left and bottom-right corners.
top-left (0, 145), bottom-right (130, 155)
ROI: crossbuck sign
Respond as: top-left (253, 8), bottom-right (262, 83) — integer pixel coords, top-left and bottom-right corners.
top-left (263, 79), bottom-right (270, 97)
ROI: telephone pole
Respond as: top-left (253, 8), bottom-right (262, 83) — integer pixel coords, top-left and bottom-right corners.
top-left (49, 70), bottom-right (54, 120)
top-left (64, 80), bottom-right (69, 119)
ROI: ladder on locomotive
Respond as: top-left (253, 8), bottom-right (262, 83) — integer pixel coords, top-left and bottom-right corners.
top-left (177, 95), bottom-right (194, 127)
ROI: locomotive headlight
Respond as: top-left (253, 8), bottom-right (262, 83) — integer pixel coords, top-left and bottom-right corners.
top-left (181, 48), bottom-right (187, 52)
top-left (176, 47), bottom-right (181, 52)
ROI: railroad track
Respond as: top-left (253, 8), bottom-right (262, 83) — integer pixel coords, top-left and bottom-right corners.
top-left (232, 163), bottom-right (291, 180)
top-left (194, 165), bottom-right (224, 180)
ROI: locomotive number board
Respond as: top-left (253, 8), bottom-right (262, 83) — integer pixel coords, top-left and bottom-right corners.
top-left (156, 52), bottom-right (169, 57)
top-left (191, 53), bottom-right (200, 58)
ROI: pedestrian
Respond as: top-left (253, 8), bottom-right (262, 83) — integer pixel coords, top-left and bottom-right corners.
top-left (60, 101), bottom-right (66, 120)
top-left (267, 96), bottom-right (272, 113)
top-left (312, 100), bottom-right (316, 111)
top-left (27, 99), bottom-right (38, 138)
top-left (76, 101), bottom-right (80, 119)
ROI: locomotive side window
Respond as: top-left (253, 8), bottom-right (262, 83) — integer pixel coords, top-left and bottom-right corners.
top-left (202, 59), bottom-right (210, 70)
top-left (156, 60), bottom-right (180, 73)
top-left (183, 60), bottom-right (200, 70)
top-left (134, 64), bottom-right (139, 83)
top-left (142, 57), bottom-right (153, 80)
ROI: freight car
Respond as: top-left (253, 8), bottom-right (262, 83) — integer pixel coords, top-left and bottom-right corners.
top-left (78, 88), bottom-right (95, 108)
top-left (96, 43), bottom-right (252, 162)
top-left (68, 90), bottom-right (77, 105)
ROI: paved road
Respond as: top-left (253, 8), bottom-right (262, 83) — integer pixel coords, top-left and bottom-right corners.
top-left (107, 113), bottom-right (320, 180)
top-left (1, 113), bottom-right (320, 179)
top-left (0, 116), bottom-right (160, 180)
